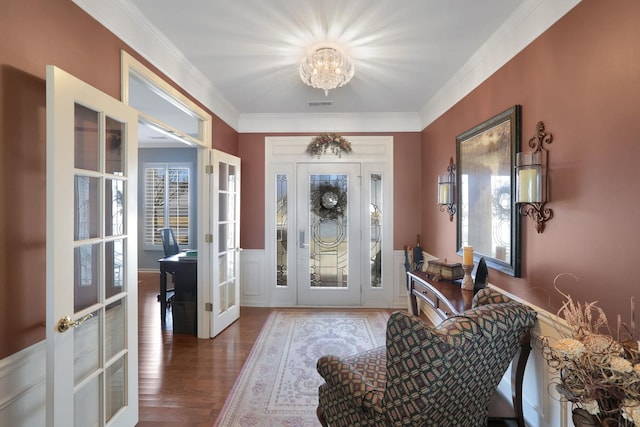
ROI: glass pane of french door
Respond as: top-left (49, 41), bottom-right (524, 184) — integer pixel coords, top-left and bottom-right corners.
top-left (72, 106), bottom-right (130, 425)
top-left (297, 163), bottom-right (361, 306)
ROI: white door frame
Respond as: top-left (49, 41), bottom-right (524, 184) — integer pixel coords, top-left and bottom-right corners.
top-left (121, 52), bottom-right (215, 338)
top-left (265, 136), bottom-right (394, 308)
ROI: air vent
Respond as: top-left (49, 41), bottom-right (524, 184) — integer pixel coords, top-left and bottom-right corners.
top-left (308, 101), bottom-right (333, 107)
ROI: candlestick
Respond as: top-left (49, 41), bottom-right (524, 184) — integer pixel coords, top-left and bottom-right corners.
top-left (461, 263), bottom-right (474, 291)
top-left (462, 285), bottom-right (474, 306)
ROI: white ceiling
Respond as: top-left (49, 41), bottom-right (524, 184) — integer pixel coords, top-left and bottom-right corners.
top-left (74, 0), bottom-right (579, 133)
top-left (129, 0), bottom-right (524, 115)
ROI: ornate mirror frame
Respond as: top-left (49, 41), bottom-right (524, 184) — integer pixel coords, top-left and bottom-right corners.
top-left (456, 105), bottom-right (522, 277)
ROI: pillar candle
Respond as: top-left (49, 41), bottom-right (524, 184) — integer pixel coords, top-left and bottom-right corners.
top-left (463, 246), bottom-right (473, 265)
top-left (438, 183), bottom-right (450, 204)
top-left (518, 169), bottom-right (538, 203)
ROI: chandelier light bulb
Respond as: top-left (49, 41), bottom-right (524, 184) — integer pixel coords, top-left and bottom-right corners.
top-left (299, 47), bottom-right (354, 96)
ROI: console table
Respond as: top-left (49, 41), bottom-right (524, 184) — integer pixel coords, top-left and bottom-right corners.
top-left (407, 270), bottom-right (530, 427)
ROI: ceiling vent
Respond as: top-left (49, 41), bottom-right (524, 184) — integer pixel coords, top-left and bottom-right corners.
top-left (308, 101), bottom-right (333, 107)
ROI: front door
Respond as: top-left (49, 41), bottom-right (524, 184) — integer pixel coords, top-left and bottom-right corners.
top-left (210, 149), bottom-right (241, 337)
top-left (46, 66), bottom-right (138, 426)
top-left (296, 163), bottom-right (361, 305)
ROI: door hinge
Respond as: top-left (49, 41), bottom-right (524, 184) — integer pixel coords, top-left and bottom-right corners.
top-left (205, 164), bottom-right (213, 174)
top-left (204, 234), bottom-right (213, 243)
top-left (204, 302), bottom-right (213, 312)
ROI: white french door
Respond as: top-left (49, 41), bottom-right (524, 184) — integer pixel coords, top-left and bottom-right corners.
top-left (46, 66), bottom-right (138, 426)
top-left (210, 149), bottom-right (241, 337)
top-left (296, 163), bottom-right (361, 306)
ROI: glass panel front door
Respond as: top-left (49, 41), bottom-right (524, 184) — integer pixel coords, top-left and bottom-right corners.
top-left (297, 163), bottom-right (361, 305)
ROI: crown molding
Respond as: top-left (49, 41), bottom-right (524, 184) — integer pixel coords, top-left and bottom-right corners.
top-left (71, 0), bottom-right (239, 129)
top-left (238, 112), bottom-right (422, 133)
top-left (419, 0), bottom-right (581, 129)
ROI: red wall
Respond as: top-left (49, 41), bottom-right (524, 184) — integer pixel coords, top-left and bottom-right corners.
top-left (238, 132), bottom-right (423, 249)
top-left (0, 0), bottom-right (237, 359)
top-left (237, 133), bottom-right (267, 249)
top-left (421, 0), bottom-right (640, 322)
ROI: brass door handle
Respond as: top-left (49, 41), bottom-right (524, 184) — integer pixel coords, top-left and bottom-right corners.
top-left (57, 313), bottom-right (94, 332)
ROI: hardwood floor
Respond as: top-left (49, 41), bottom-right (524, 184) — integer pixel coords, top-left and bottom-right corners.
top-left (137, 272), bottom-right (271, 426)
top-left (136, 272), bottom-right (517, 426)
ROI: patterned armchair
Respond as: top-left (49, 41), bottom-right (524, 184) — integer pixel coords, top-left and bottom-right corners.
top-left (316, 289), bottom-right (537, 427)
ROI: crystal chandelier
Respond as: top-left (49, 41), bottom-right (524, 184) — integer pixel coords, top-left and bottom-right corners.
top-left (299, 47), bottom-right (355, 96)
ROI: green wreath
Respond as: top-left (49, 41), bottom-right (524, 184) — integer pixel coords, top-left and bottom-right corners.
top-left (311, 182), bottom-right (347, 219)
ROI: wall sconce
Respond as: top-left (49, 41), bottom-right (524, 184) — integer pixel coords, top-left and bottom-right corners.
top-left (515, 121), bottom-right (554, 233)
top-left (438, 157), bottom-right (456, 221)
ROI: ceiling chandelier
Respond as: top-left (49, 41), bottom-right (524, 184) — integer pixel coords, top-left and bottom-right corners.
top-left (299, 47), bottom-right (355, 96)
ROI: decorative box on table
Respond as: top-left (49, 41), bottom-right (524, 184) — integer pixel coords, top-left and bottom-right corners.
top-left (426, 259), bottom-right (464, 282)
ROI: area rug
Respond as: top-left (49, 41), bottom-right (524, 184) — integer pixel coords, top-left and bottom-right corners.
top-left (215, 309), bottom-right (390, 427)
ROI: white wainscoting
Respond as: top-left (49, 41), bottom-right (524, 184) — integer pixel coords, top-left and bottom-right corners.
top-left (393, 250), bottom-right (411, 308)
top-left (240, 249), bottom-right (268, 307)
top-left (493, 291), bottom-right (573, 427)
top-left (241, 249), bottom-right (409, 309)
top-left (1, 251), bottom-right (573, 427)
top-left (0, 341), bottom-right (46, 427)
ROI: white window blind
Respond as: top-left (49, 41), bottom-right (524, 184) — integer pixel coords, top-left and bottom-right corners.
top-left (144, 163), bottom-right (190, 248)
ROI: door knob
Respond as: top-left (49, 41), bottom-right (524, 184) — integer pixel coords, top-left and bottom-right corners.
top-left (57, 313), bottom-right (94, 332)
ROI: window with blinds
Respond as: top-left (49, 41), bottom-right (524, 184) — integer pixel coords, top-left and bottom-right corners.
top-left (144, 163), bottom-right (190, 248)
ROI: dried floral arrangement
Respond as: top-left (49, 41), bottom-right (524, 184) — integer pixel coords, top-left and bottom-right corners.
top-left (306, 133), bottom-right (352, 158)
top-left (541, 274), bottom-right (640, 426)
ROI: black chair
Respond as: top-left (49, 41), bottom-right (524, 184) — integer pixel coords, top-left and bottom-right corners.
top-left (157, 228), bottom-right (180, 305)
top-left (474, 257), bottom-right (489, 292)
top-left (158, 228), bottom-right (180, 257)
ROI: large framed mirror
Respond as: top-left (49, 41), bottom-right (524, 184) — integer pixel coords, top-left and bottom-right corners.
top-left (456, 105), bottom-right (521, 277)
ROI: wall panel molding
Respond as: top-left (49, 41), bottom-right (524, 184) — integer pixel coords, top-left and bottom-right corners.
top-left (240, 249), bottom-right (267, 307)
top-left (0, 341), bottom-right (45, 427)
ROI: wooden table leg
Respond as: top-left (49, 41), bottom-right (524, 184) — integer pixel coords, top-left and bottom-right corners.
top-left (159, 267), bottom-right (167, 326)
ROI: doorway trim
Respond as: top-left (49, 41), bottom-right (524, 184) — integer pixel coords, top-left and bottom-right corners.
top-left (120, 51), bottom-right (213, 338)
top-left (265, 136), bottom-right (394, 307)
